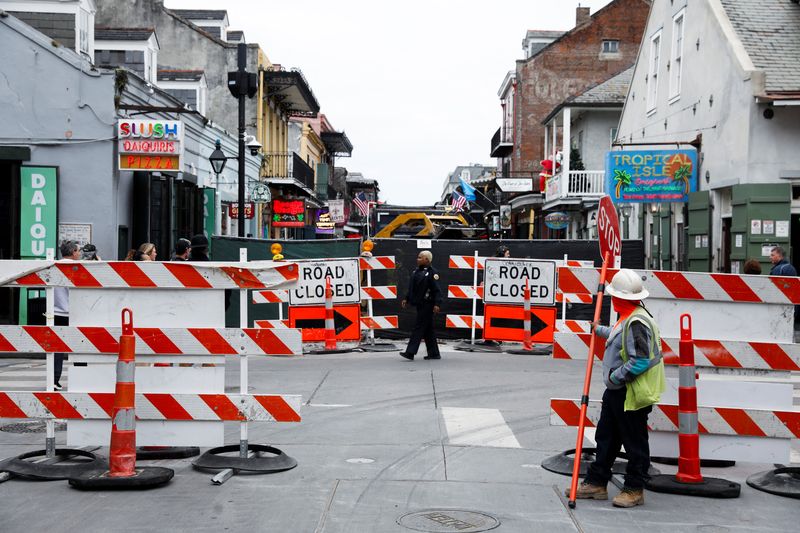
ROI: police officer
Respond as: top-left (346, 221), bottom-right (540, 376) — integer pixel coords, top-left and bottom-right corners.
top-left (400, 250), bottom-right (443, 360)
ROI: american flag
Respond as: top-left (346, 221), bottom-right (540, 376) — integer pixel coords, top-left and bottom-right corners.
top-left (451, 190), bottom-right (467, 212)
top-left (354, 191), bottom-right (370, 217)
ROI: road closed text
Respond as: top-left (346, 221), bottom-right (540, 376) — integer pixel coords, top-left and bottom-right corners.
top-left (289, 259), bottom-right (361, 305)
top-left (483, 259), bottom-right (556, 306)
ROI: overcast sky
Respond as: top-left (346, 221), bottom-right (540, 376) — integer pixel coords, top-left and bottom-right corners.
top-left (168, 0), bottom-right (614, 205)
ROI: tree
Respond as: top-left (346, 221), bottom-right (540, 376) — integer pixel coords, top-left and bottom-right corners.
top-left (569, 148), bottom-right (585, 171)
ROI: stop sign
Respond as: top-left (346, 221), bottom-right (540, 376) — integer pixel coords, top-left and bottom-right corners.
top-left (597, 195), bottom-right (621, 264)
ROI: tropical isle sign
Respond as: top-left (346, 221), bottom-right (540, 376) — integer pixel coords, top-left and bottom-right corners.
top-left (605, 149), bottom-right (697, 203)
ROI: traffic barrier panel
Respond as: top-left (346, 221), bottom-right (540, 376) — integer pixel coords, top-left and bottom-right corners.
top-left (359, 256), bottom-right (396, 270)
top-left (361, 316), bottom-right (399, 330)
top-left (446, 315), bottom-right (484, 329)
top-left (253, 290), bottom-right (289, 304)
top-left (254, 319), bottom-right (291, 329)
top-left (288, 304), bottom-right (361, 342)
top-left (360, 286), bottom-right (398, 300)
top-left (359, 252), bottom-right (400, 351)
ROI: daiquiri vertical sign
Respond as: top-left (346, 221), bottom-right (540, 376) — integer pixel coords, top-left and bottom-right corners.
top-left (605, 149), bottom-right (697, 203)
top-left (20, 167), bottom-right (57, 258)
top-left (117, 119), bottom-right (184, 171)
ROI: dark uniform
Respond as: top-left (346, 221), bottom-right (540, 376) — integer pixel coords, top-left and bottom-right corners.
top-left (404, 265), bottom-right (443, 358)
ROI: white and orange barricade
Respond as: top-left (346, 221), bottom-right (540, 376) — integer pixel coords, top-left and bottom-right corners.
top-left (358, 253), bottom-right (399, 349)
top-left (0, 255), bottom-right (303, 482)
top-left (550, 265), bottom-right (800, 463)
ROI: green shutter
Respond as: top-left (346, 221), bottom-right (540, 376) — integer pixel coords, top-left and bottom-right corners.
top-left (688, 191), bottom-right (711, 272)
top-left (316, 164), bottom-right (329, 201)
top-left (660, 208), bottom-right (672, 270)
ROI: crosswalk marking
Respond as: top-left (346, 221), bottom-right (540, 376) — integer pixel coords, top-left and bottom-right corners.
top-left (441, 407), bottom-right (521, 448)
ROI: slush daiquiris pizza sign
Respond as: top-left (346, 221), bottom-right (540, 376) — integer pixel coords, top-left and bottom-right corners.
top-left (118, 119), bottom-right (184, 171)
top-left (606, 150), bottom-right (697, 203)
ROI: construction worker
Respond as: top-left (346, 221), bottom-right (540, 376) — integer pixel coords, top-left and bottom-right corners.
top-left (567, 269), bottom-right (666, 508)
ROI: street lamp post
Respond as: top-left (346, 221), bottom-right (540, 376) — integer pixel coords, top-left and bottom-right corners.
top-left (209, 140), bottom-right (228, 236)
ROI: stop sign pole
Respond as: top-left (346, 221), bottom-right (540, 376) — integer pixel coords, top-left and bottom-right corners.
top-left (567, 195), bottom-right (621, 508)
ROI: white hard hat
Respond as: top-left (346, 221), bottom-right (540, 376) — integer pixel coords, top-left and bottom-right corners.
top-left (605, 269), bottom-right (649, 300)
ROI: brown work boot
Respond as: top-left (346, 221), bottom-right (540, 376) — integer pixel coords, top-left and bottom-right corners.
top-left (565, 482), bottom-right (608, 500)
top-left (612, 488), bottom-right (644, 508)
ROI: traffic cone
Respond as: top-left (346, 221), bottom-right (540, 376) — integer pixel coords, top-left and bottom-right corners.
top-left (523, 278), bottom-right (533, 352)
top-left (324, 276), bottom-right (337, 351)
top-left (68, 309), bottom-right (174, 490)
top-left (647, 314), bottom-right (740, 498)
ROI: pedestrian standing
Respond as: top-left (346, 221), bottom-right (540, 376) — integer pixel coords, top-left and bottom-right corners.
top-left (53, 241), bottom-right (81, 390)
top-left (400, 250), bottom-right (443, 360)
top-left (769, 246), bottom-right (797, 276)
top-left (80, 243), bottom-right (100, 260)
top-left (133, 242), bottom-right (157, 261)
top-left (170, 238), bottom-right (192, 261)
top-left (743, 258), bottom-right (762, 275)
top-left (495, 245), bottom-right (511, 258)
top-left (567, 269), bottom-right (666, 508)
top-left (189, 234), bottom-right (210, 261)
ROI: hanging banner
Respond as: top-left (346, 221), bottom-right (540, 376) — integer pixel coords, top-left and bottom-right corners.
top-left (272, 199), bottom-right (306, 227)
top-left (328, 199), bottom-right (345, 224)
top-left (315, 210), bottom-right (335, 234)
top-left (606, 149), bottom-right (697, 203)
top-left (203, 188), bottom-right (216, 253)
top-left (20, 167), bottom-right (58, 258)
top-left (229, 202), bottom-right (255, 219)
top-left (500, 204), bottom-right (512, 230)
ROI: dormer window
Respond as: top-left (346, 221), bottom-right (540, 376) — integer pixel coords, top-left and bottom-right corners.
top-left (94, 28), bottom-right (160, 84)
top-left (602, 40), bottom-right (619, 54)
top-left (157, 70), bottom-right (208, 115)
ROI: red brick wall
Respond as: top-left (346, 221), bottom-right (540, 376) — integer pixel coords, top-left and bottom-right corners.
top-left (513, 0), bottom-right (651, 173)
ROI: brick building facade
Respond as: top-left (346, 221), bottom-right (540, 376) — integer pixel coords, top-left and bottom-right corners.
top-left (513, 1), bottom-right (651, 173)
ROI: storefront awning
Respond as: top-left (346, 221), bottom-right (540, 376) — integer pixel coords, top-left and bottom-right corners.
top-left (509, 193), bottom-right (543, 211)
top-left (264, 177), bottom-right (323, 208)
top-left (263, 68), bottom-right (320, 116)
top-left (321, 131), bottom-right (353, 157)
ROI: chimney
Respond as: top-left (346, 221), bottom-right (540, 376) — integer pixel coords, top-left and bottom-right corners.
top-left (576, 6), bottom-right (591, 26)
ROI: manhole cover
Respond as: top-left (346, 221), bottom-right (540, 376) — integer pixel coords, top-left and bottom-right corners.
top-left (398, 509), bottom-right (500, 532)
top-left (0, 421), bottom-right (67, 434)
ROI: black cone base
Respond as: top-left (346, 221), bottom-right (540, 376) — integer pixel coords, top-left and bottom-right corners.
top-left (647, 474), bottom-right (741, 498)
top-left (360, 343), bottom-right (399, 352)
top-left (454, 340), bottom-right (502, 353)
top-left (307, 347), bottom-right (353, 354)
top-left (541, 448), bottom-right (660, 477)
top-left (650, 455), bottom-right (735, 468)
top-left (192, 444), bottom-right (297, 473)
top-left (68, 467), bottom-right (174, 490)
top-left (0, 448), bottom-right (103, 481)
top-left (136, 446), bottom-right (200, 460)
top-left (746, 467), bottom-right (800, 499)
top-left (505, 344), bottom-right (552, 355)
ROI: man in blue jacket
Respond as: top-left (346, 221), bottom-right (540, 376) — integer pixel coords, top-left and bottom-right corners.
top-left (400, 250), bottom-right (443, 360)
top-left (769, 246), bottom-right (797, 276)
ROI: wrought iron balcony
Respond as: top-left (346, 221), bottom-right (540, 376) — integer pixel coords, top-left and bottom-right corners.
top-left (263, 152), bottom-right (315, 190)
top-left (490, 127), bottom-right (513, 158)
top-left (544, 170), bottom-right (606, 204)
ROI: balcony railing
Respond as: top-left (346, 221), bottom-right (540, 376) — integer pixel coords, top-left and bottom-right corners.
top-left (264, 152), bottom-right (315, 190)
top-left (545, 170), bottom-right (605, 203)
top-left (490, 127), bottom-right (513, 158)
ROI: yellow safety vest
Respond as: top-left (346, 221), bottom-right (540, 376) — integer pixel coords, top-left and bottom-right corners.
top-left (619, 307), bottom-right (666, 411)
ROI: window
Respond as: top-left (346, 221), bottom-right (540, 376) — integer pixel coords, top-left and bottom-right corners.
top-left (647, 31), bottom-right (662, 113)
top-left (602, 40), bottom-right (619, 53)
top-left (610, 127), bottom-right (618, 148)
top-left (165, 89), bottom-right (198, 109)
top-left (94, 49), bottom-right (145, 77)
top-left (669, 10), bottom-right (685, 100)
top-left (79, 9), bottom-right (90, 55)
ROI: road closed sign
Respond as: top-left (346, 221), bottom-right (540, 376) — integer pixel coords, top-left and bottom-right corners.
top-left (289, 258), bottom-right (360, 305)
top-left (483, 258), bottom-right (556, 306)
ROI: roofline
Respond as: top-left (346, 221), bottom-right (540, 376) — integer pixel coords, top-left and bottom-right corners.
top-left (708, 0), bottom-right (764, 94)
top-left (542, 101), bottom-right (624, 125)
top-left (497, 70), bottom-right (516, 98)
top-left (519, 0), bottom-right (651, 65)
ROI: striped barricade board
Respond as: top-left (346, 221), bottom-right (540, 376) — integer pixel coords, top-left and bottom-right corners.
top-left (0, 326), bottom-right (301, 357)
top-left (360, 286), bottom-right (398, 300)
top-left (449, 256), bottom-right (486, 270)
top-left (448, 285), bottom-right (484, 300)
top-left (359, 256), bottom-right (396, 270)
top-left (361, 316), bottom-right (399, 330)
top-left (0, 260), bottom-right (299, 289)
top-left (557, 267), bottom-right (800, 342)
top-left (253, 290), bottom-right (289, 304)
top-left (0, 392), bottom-right (302, 422)
top-left (446, 315), bottom-right (484, 329)
top-left (553, 329), bottom-right (800, 372)
top-left (254, 319), bottom-right (291, 329)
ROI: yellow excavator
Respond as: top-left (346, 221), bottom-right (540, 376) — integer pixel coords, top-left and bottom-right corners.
top-left (374, 212), bottom-right (484, 239)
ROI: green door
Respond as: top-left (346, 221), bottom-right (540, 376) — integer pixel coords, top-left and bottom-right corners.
top-left (688, 191), bottom-right (711, 272)
top-left (731, 183), bottom-right (791, 274)
top-left (660, 207), bottom-right (672, 270)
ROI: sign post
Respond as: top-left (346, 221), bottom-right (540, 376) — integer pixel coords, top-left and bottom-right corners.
top-left (568, 194), bottom-right (620, 509)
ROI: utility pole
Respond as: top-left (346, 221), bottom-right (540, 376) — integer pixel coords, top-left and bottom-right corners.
top-left (227, 42), bottom-right (257, 237)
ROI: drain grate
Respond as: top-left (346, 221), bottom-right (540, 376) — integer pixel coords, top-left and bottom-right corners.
top-left (398, 509), bottom-right (500, 532)
top-left (0, 421), bottom-right (66, 434)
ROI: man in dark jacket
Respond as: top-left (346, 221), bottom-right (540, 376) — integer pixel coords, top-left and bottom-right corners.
top-left (769, 246), bottom-right (797, 276)
top-left (400, 250), bottom-right (443, 360)
top-left (170, 238), bottom-right (192, 261)
top-left (189, 234), bottom-right (210, 261)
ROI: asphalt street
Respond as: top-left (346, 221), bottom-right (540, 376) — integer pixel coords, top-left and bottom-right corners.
top-left (0, 345), bottom-right (798, 532)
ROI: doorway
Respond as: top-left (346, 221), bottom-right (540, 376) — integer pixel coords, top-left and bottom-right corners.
top-left (721, 217), bottom-right (732, 273)
top-left (0, 161), bottom-right (21, 323)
